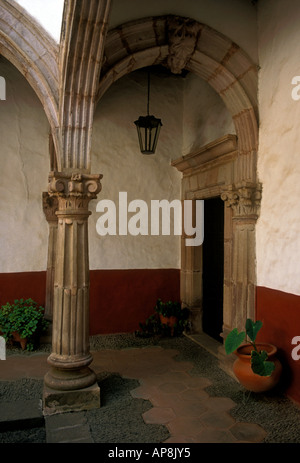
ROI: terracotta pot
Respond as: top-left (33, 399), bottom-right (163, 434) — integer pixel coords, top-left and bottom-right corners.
top-left (159, 314), bottom-right (178, 335)
top-left (233, 343), bottom-right (282, 392)
top-left (12, 331), bottom-right (27, 350)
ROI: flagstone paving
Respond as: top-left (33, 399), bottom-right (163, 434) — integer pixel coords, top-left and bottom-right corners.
top-left (90, 347), bottom-right (267, 443)
top-left (0, 344), bottom-right (268, 443)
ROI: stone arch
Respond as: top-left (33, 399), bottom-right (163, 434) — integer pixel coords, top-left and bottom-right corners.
top-left (98, 15), bottom-right (258, 183)
top-left (0, 0), bottom-right (60, 169)
top-left (97, 15), bottom-right (261, 341)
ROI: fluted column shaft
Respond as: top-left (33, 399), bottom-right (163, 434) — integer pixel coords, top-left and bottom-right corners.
top-left (221, 182), bottom-right (262, 335)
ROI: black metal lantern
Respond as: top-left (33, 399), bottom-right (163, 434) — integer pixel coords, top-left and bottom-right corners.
top-left (134, 72), bottom-right (162, 155)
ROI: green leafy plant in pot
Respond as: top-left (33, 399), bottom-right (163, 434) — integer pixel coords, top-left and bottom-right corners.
top-left (225, 318), bottom-right (282, 392)
top-left (0, 298), bottom-right (49, 351)
top-left (136, 299), bottom-right (189, 338)
top-left (155, 299), bottom-right (189, 336)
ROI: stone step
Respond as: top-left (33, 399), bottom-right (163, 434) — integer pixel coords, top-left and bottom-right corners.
top-left (0, 399), bottom-right (44, 431)
top-left (45, 411), bottom-right (94, 443)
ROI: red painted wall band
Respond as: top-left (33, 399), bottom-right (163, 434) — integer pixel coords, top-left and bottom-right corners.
top-left (0, 269), bottom-right (180, 335)
top-left (89, 269), bottom-right (180, 335)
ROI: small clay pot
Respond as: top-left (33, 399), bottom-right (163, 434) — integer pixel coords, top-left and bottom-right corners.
top-left (12, 331), bottom-right (27, 350)
top-left (159, 315), bottom-right (178, 335)
top-left (233, 342), bottom-right (282, 392)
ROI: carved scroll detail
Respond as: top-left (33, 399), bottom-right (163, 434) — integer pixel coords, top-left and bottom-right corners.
top-left (221, 182), bottom-right (262, 219)
top-left (48, 171), bottom-right (102, 199)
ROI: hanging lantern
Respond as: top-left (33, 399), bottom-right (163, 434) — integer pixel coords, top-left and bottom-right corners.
top-left (134, 72), bottom-right (162, 155)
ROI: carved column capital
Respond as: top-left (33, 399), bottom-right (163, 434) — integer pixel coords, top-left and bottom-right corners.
top-left (166, 16), bottom-right (201, 74)
top-left (48, 171), bottom-right (103, 219)
top-left (221, 182), bottom-right (262, 220)
top-left (48, 171), bottom-right (103, 199)
top-left (42, 192), bottom-right (59, 223)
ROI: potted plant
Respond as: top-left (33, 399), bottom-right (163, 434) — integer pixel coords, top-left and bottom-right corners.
top-left (155, 299), bottom-right (189, 336)
top-left (225, 318), bottom-right (282, 392)
top-left (136, 299), bottom-right (189, 337)
top-left (0, 298), bottom-right (49, 351)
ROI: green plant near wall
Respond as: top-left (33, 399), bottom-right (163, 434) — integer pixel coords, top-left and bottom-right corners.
top-left (155, 299), bottom-right (183, 318)
top-left (0, 298), bottom-right (49, 351)
top-left (225, 318), bottom-right (275, 376)
top-left (136, 299), bottom-right (189, 338)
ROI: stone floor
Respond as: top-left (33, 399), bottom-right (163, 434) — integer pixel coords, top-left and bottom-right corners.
top-left (90, 345), bottom-right (266, 443)
top-left (1, 333), bottom-right (300, 444)
top-left (0, 335), bottom-right (300, 444)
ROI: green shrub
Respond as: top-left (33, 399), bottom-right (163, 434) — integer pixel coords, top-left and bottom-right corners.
top-left (136, 299), bottom-right (189, 338)
top-left (0, 298), bottom-right (49, 351)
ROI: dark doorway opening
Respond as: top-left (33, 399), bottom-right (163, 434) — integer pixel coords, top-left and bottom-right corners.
top-left (202, 197), bottom-right (224, 342)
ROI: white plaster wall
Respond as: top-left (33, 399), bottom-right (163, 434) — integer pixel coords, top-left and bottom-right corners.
top-left (90, 68), bottom-right (235, 270)
top-left (89, 69), bottom-right (184, 270)
top-left (109, 0), bottom-right (258, 63)
top-left (256, 0), bottom-right (300, 295)
top-left (0, 58), bottom-right (49, 273)
top-left (182, 73), bottom-right (235, 155)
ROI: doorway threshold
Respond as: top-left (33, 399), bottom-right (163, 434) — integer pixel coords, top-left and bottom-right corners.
top-left (184, 332), bottom-right (222, 359)
top-left (184, 332), bottom-right (237, 381)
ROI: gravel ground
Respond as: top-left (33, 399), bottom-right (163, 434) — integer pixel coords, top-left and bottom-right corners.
top-left (1, 333), bottom-right (300, 443)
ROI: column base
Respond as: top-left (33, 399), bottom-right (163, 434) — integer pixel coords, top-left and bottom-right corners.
top-left (43, 382), bottom-right (100, 416)
top-left (44, 364), bottom-right (97, 391)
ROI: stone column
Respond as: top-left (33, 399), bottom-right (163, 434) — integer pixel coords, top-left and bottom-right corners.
top-left (180, 199), bottom-right (203, 333)
top-left (43, 171), bottom-right (102, 415)
top-left (221, 182), bottom-right (262, 335)
top-left (42, 192), bottom-right (58, 321)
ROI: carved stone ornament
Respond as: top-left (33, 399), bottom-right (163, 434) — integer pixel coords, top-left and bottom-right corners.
top-left (48, 171), bottom-right (103, 199)
top-left (221, 183), bottom-right (262, 219)
top-left (42, 192), bottom-right (59, 223)
top-left (166, 16), bottom-right (201, 74)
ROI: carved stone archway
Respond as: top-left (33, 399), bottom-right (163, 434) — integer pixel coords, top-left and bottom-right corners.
top-left (98, 15), bottom-right (260, 339)
top-left (172, 135), bottom-right (261, 341)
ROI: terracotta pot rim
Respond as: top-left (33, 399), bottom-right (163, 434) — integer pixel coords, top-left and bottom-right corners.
top-left (236, 342), bottom-right (277, 358)
top-left (159, 314), bottom-right (178, 322)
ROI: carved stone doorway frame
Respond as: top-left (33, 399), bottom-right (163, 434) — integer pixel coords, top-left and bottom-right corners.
top-left (172, 134), bottom-right (262, 342)
top-left (98, 14), bottom-right (261, 344)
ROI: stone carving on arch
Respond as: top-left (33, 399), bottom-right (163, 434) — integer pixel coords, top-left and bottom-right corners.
top-left (98, 14), bottom-right (259, 199)
top-left (98, 15), bottom-right (258, 159)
